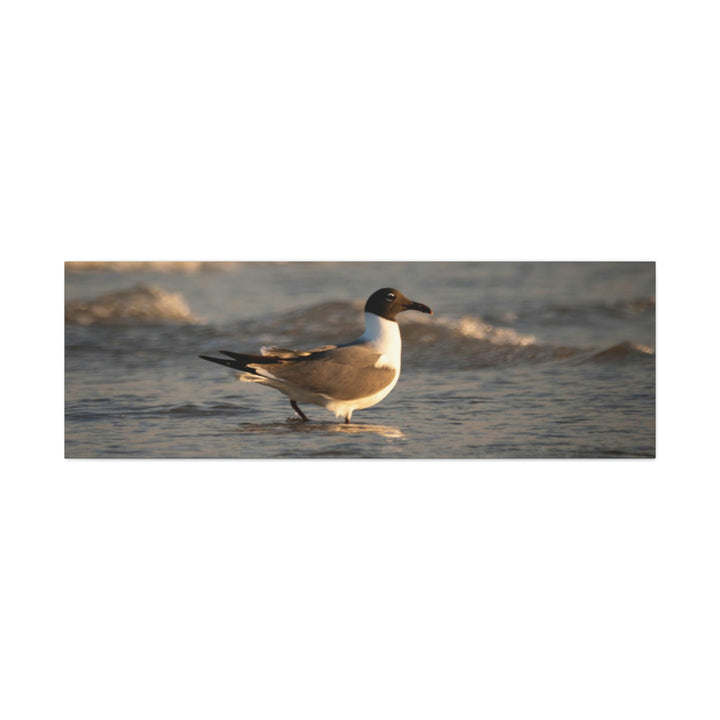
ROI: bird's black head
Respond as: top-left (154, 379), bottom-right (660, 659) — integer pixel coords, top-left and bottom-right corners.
top-left (364, 288), bottom-right (433, 321)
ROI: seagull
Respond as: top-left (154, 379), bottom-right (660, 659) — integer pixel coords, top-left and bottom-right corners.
top-left (199, 288), bottom-right (433, 423)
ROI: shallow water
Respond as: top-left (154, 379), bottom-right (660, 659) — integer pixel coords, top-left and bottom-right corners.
top-left (65, 262), bottom-right (655, 458)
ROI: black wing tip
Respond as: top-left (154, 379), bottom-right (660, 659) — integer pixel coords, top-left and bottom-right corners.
top-left (199, 353), bottom-right (260, 376)
top-left (199, 354), bottom-right (236, 368)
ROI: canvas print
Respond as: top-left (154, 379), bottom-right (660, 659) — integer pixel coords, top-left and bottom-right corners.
top-left (65, 261), bottom-right (655, 458)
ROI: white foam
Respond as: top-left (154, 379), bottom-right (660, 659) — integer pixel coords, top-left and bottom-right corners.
top-left (65, 285), bottom-right (199, 324)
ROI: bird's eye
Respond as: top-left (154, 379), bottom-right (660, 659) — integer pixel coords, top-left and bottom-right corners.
top-left (385, 292), bottom-right (396, 302)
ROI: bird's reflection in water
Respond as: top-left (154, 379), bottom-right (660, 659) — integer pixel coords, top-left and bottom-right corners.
top-left (235, 419), bottom-right (405, 440)
top-left (323, 422), bottom-right (405, 439)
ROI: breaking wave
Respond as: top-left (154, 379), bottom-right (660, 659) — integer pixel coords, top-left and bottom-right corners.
top-left (65, 285), bottom-right (200, 325)
top-left (577, 341), bottom-right (655, 362)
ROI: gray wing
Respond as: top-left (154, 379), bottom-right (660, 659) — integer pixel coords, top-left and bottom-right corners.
top-left (258, 344), bottom-right (395, 400)
top-left (260, 345), bottom-right (337, 358)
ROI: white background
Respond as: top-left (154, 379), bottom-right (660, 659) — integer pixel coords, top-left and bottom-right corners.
top-left (2, 1), bottom-right (718, 718)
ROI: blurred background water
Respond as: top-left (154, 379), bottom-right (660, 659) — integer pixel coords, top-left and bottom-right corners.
top-left (65, 261), bottom-right (655, 458)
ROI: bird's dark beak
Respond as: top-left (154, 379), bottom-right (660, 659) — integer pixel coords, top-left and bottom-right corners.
top-left (402, 300), bottom-right (433, 315)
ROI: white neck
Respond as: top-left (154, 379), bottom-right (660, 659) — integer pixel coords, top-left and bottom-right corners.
top-left (358, 312), bottom-right (402, 369)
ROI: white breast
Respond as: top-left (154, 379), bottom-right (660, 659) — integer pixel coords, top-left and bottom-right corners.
top-left (358, 312), bottom-right (402, 371)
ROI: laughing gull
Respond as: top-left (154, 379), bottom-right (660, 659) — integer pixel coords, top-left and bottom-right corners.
top-left (199, 288), bottom-right (432, 423)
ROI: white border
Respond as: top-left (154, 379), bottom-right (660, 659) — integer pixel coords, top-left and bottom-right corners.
top-left (4, 1), bottom-right (717, 717)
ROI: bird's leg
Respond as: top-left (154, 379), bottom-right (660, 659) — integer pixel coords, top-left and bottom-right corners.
top-left (344, 416), bottom-right (350, 424)
top-left (290, 400), bottom-right (309, 421)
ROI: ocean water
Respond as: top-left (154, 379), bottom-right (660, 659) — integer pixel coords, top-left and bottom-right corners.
top-left (65, 262), bottom-right (655, 458)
